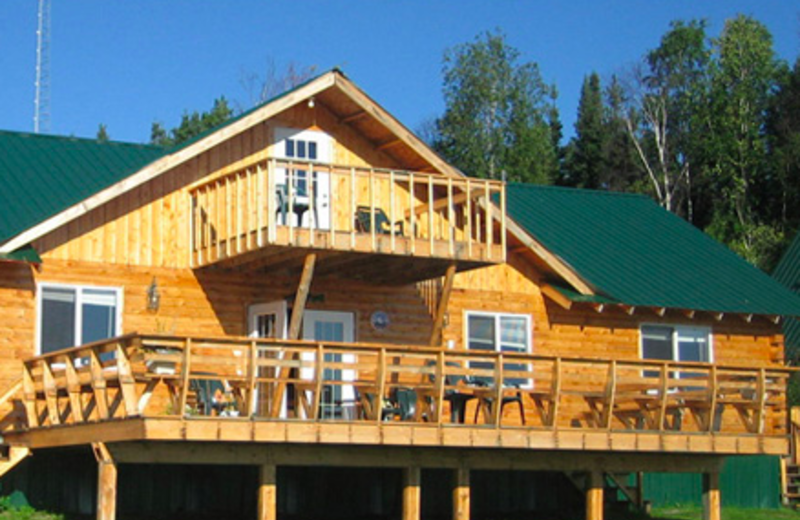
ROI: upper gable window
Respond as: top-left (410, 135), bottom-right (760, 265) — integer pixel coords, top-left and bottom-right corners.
top-left (285, 139), bottom-right (317, 161)
top-left (37, 284), bottom-right (122, 355)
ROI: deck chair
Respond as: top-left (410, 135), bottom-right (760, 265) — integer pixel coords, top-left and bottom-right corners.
top-left (189, 377), bottom-right (227, 416)
top-left (354, 206), bottom-right (404, 235)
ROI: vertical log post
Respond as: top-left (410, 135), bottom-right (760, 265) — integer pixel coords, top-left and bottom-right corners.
top-left (93, 442), bottom-right (117, 520)
top-left (257, 464), bottom-right (277, 520)
top-left (453, 466), bottom-right (470, 520)
top-left (586, 470), bottom-right (604, 520)
top-left (702, 472), bottom-right (721, 520)
top-left (402, 466), bottom-right (421, 520)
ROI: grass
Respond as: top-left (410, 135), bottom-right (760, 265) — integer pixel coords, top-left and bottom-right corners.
top-left (648, 506), bottom-right (800, 520)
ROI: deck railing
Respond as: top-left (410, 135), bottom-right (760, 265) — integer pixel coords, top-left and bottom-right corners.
top-left (188, 159), bottom-right (506, 267)
top-left (20, 334), bottom-right (792, 438)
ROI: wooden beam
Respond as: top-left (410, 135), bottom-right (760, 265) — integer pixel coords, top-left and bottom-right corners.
top-left (540, 284), bottom-right (573, 310)
top-left (93, 442), bottom-right (117, 520)
top-left (702, 472), bottom-right (721, 520)
top-left (377, 138), bottom-right (402, 151)
top-left (405, 191), bottom-right (470, 218)
top-left (402, 467), bottom-right (421, 520)
top-left (430, 264), bottom-right (457, 346)
top-left (586, 470), bottom-right (604, 520)
top-left (273, 253), bottom-right (317, 415)
top-left (453, 467), bottom-right (470, 520)
top-left (341, 110), bottom-right (368, 124)
top-left (288, 253), bottom-right (317, 340)
top-left (619, 305), bottom-right (636, 315)
top-left (591, 303), bottom-right (605, 314)
top-left (654, 307), bottom-right (666, 317)
top-left (257, 464), bottom-right (277, 520)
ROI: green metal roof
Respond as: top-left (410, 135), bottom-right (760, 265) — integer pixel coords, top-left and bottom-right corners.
top-left (773, 233), bottom-right (800, 358)
top-left (0, 130), bottom-right (165, 245)
top-left (507, 183), bottom-right (800, 316)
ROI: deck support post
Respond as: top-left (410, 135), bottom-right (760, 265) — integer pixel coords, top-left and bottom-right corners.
top-left (586, 470), bottom-right (604, 520)
top-left (92, 442), bottom-right (117, 520)
top-left (452, 466), bottom-right (470, 520)
top-left (402, 466), bottom-right (421, 520)
top-left (257, 464), bottom-right (277, 520)
top-left (430, 263), bottom-right (457, 346)
top-left (702, 472), bottom-right (721, 520)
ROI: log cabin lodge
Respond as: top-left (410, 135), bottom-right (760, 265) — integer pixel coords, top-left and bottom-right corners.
top-left (0, 69), bottom-right (799, 520)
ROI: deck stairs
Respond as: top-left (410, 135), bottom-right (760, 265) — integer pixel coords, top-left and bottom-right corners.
top-left (782, 407), bottom-right (800, 507)
top-left (564, 471), bottom-right (645, 513)
top-left (0, 379), bottom-right (30, 479)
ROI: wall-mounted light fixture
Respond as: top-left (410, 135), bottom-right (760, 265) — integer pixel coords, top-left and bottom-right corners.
top-left (147, 277), bottom-right (160, 312)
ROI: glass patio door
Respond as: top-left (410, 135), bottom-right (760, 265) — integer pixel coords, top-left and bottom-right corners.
top-left (302, 310), bottom-right (355, 419)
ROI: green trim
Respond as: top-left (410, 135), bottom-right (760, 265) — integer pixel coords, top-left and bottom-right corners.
top-left (0, 245), bottom-right (41, 264)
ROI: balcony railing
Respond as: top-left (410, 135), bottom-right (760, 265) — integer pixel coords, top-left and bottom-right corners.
top-left (188, 159), bottom-right (506, 268)
top-left (21, 334), bottom-right (791, 441)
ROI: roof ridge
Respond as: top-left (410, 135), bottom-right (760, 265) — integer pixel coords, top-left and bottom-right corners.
top-left (164, 68), bottom-right (342, 154)
top-left (508, 182), bottom-right (652, 200)
top-left (0, 129), bottom-right (165, 151)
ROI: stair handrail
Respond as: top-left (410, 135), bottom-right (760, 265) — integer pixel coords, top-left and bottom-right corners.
top-left (0, 379), bottom-right (24, 433)
top-left (791, 406), bottom-right (800, 465)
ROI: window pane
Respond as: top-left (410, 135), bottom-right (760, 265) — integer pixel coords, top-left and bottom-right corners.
top-left (285, 139), bottom-right (295, 158)
top-left (677, 329), bottom-right (709, 363)
top-left (499, 316), bottom-right (528, 353)
top-left (308, 142), bottom-right (317, 160)
top-left (82, 303), bottom-right (116, 344)
top-left (41, 287), bottom-right (76, 354)
top-left (641, 325), bottom-right (673, 361)
top-left (297, 140), bottom-right (306, 159)
top-left (468, 315), bottom-right (495, 351)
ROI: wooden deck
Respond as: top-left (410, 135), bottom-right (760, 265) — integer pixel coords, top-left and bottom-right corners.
top-left (10, 334), bottom-right (793, 456)
top-left (188, 159), bottom-right (506, 274)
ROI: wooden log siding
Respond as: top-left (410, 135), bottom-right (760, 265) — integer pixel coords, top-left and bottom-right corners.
top-left (19, 333), bottom-right (792, 441)
top-left (187, 158), bottom-right (506, 267)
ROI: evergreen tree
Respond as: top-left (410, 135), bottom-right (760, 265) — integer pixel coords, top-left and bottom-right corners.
top-left (96, 124), bottom-right (109, 142)
top-left (434, 31), bottom-right (557, 183)
top-left (768, 58), bottom-right (800, 241)
top-left (562, 73), bottom-right (604, 188)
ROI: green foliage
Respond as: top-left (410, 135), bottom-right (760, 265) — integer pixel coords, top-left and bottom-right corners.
top-left (0, 495), bottom-right (62, 520)
top-left (704, 15), bottom-right (786, 269)
top-left (95, 124), bottom-right (109, 143)
top-left (433, 30), bottom-right (558, 183)
top-left (150, 97), bottom-right (233, 147)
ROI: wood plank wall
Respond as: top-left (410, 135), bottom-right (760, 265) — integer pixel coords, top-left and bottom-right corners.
top-left (442, 253), bottom-right (786, 432)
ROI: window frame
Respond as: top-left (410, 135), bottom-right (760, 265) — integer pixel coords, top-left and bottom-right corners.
top-left (638, 323), bottom-right (714, 368)
top-left (464, 311), bottom-right (533, 388)
top-left (36, 282), bottom-right (124, 355)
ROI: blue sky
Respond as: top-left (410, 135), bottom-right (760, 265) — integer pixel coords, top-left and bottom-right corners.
top-left (1, 1), bottom-right (798, 144)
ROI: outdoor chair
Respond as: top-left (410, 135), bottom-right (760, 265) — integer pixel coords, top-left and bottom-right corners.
top-left (354, 206), bottom-right (404, 235)
top-left (471, 380), bottom-right (526, 425)
top-left (189, 377), bottom-right (227, 416)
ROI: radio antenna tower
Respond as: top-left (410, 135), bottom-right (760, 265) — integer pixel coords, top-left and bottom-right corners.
top-left (34, 0), bottom-right (51, 134)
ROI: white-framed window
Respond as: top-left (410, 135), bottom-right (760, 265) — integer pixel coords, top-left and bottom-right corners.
top-left (640, 324), bottom-right (712, 377)
top-left (465, 311), bottom-right (532, 387)
top-left (37, 283), bottom-right (123, 355)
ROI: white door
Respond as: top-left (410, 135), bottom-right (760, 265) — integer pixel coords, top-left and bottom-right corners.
top-left (274, 128), bottom-right (332, 230)
top-left (302, 310), bottom-right (355, 419)
top-left (247, 301), bottom-right (287, 416)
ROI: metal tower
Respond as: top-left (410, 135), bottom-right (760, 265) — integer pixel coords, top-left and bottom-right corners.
top-left (34, 0), bottom-right (51, 134)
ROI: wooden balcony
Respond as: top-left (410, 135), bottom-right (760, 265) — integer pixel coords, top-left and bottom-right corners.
top-left (12, 334), bottom-right (793, 456)
top-left (188, 159), bottom-right (505, 283)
